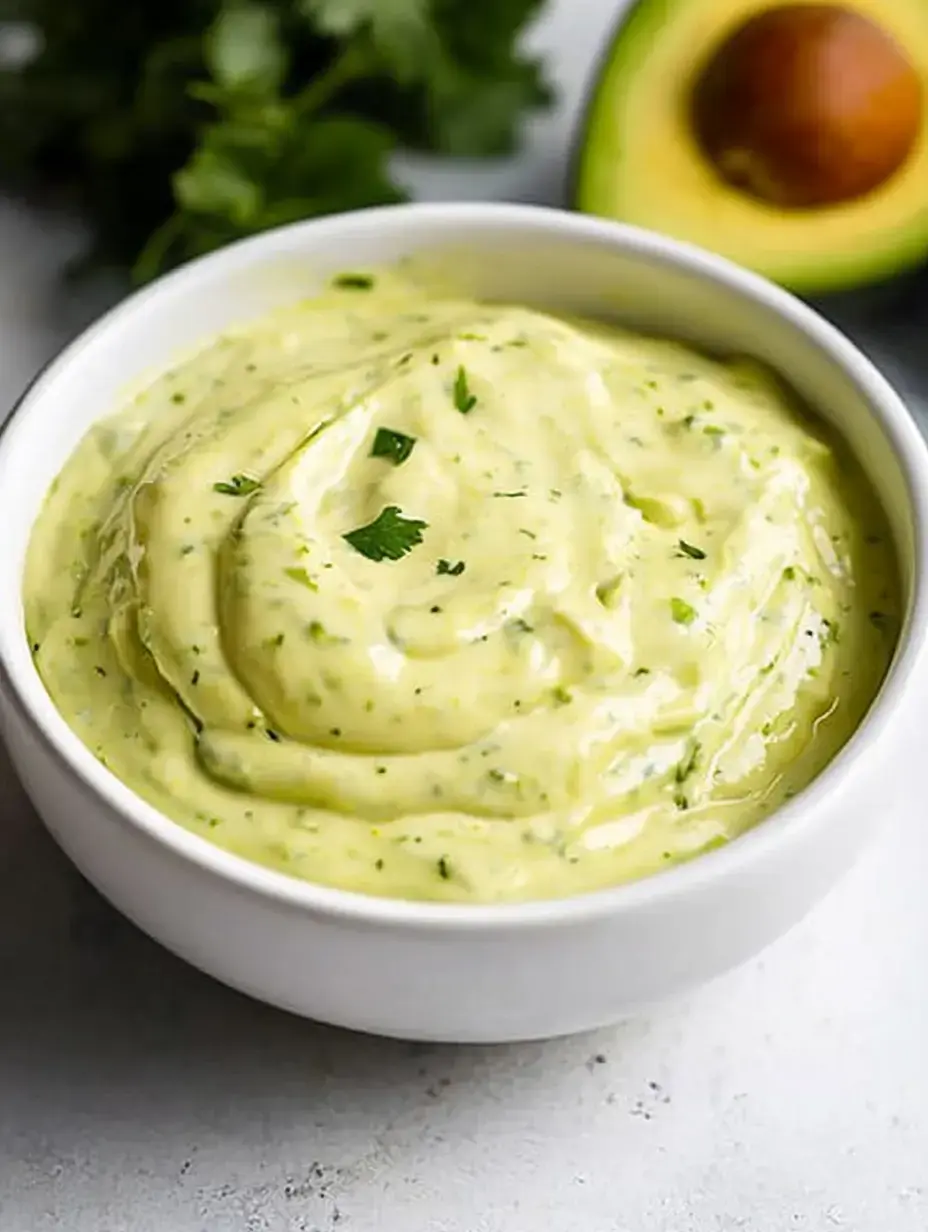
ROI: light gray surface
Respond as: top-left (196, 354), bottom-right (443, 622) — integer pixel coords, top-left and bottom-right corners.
top-left (3, 2), bottom-right (928, 1228)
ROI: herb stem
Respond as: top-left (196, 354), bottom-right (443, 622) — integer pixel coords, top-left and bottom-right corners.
top-left (292, 43), bottom-right (372, 120)
top-left (132, 212), bottom-right (183, 286)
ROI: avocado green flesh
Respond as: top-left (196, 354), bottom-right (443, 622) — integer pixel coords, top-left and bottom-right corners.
top-left (573, 0), bottom-right (928, 295)
top-left (25, 278), bottom-right (899, 903)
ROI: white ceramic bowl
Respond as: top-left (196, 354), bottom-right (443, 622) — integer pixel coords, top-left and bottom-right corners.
top-left (0, 204), bottom-right (925, 1043)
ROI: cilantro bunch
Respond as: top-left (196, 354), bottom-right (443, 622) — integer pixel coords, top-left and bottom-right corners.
top-left (0, 0), bottom-right (552, 281)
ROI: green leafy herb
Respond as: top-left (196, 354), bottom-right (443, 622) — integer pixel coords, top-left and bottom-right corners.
top-left (0, 1), bottom-right (552, 279)
top-left (676, 540), bottom-right (706, 561)
top-left (437, 855), bottom-right (452, 880)
top-left (333, 273), bottom-right (374, 290)
top-left (671, 597), bottom-right (697, 625)
top-left (437, 559), bottom-right (466, 576)
top-left (343, 505), bottom-right (427, 562)
top-left (371, 426), bottom-right (416, 466)
top-left (213, 473), bottom-right (260, 496)
top-left (452, 365), bottom-right (477, 413)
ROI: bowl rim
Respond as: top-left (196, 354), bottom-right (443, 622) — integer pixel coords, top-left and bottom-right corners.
top-left (2, 200), bottom-right (927, 932)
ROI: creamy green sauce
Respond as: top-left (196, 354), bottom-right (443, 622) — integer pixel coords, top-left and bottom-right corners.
top-left (25, 276), bottom-right (900, 903)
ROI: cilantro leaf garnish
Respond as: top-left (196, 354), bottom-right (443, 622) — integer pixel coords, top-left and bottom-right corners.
top-left (213, 474), bottom-right (261, 496)
top-left (14, 0), bottom-right (551, 282)
top-left (677, 540), bottom-right (706, 560)
top-left (671, 597), bottom-right (697, 625)
top-left (371, 426), bottom-right (416, 466)
top-left (437, 559), bottom-right (466, 576)
top-left (453, 365), bottom-right (477, 414)
top-left (343, 505), bottom-right (427, 562)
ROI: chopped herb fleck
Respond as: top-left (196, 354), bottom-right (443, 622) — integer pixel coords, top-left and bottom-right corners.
top-left (333, 273), bottom-right (374, 290)
top-left (673, 792), bottom-right (689, 811)
top-left (869, 610), bottom-right (892, 632)
top-left (330, 727), bottom-right (341, 737)
top-left (191, 670), bottom-right (200, 685)
top-left (371, 427), bottom-right (416, 466)
top-left (487, 768), bottom-right (512, 784)
top-left (452, 365), bottom-right (477, 414)
top-left (375, 859), bottom-right (385, 871)
top-left (552, 685), bottom-right (573, 706)
top-left (634, 667), bottom-right (650, 677)
top-left (430, 605), bottom-right (442, 614)
top-left (266, 729), bottom-right (281, 742)
top-left (213, 473), bottom-right (260, 497)
top-left (94, 665), bottom-right (107, 677)
top-left (670, 597), bottom-right (697, 625)
top-left (674, 740), bottom-right (701, 784)
top-left (677, 539), bottom-right (706, 560)
top-left (437, 558), bottom-right (466, 576)
top-left (437, 856), bottom-right (452, 880)
top-left (284, 566), bottom-right (317, 590)
top-left (783, 565), bottom-right (796, 581)
top-left (343, 505), bottom-right (427, 562)
top-left (170, 391), bottom-right (186, 405)
top-left (493, 490), bottom-right (527, 499)
top-left (180, 544), bottom-right (195, 556)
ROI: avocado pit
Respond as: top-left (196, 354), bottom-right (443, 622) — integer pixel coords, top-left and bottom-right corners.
top-left (690, 3), bottom-right (924, 209)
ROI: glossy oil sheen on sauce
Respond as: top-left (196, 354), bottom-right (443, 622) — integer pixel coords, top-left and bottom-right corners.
top-left (24, 275), bottom-right (900, 903)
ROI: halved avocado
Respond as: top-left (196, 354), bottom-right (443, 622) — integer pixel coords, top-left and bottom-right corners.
top-left (572, 0), bottom-right (928, 295)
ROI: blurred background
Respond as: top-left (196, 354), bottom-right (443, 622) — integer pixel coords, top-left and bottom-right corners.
top-left (2, 0), bottom-right (928, 415)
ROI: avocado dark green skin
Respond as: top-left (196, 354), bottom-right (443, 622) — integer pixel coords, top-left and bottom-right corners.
top-left (566, 0), bottom-right (928, 304)
top-left (564, 0), bottom-right (636, 224)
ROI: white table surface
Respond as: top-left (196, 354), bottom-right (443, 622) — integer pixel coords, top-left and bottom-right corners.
top-left (3, 3), bottom-right (928, 1229)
